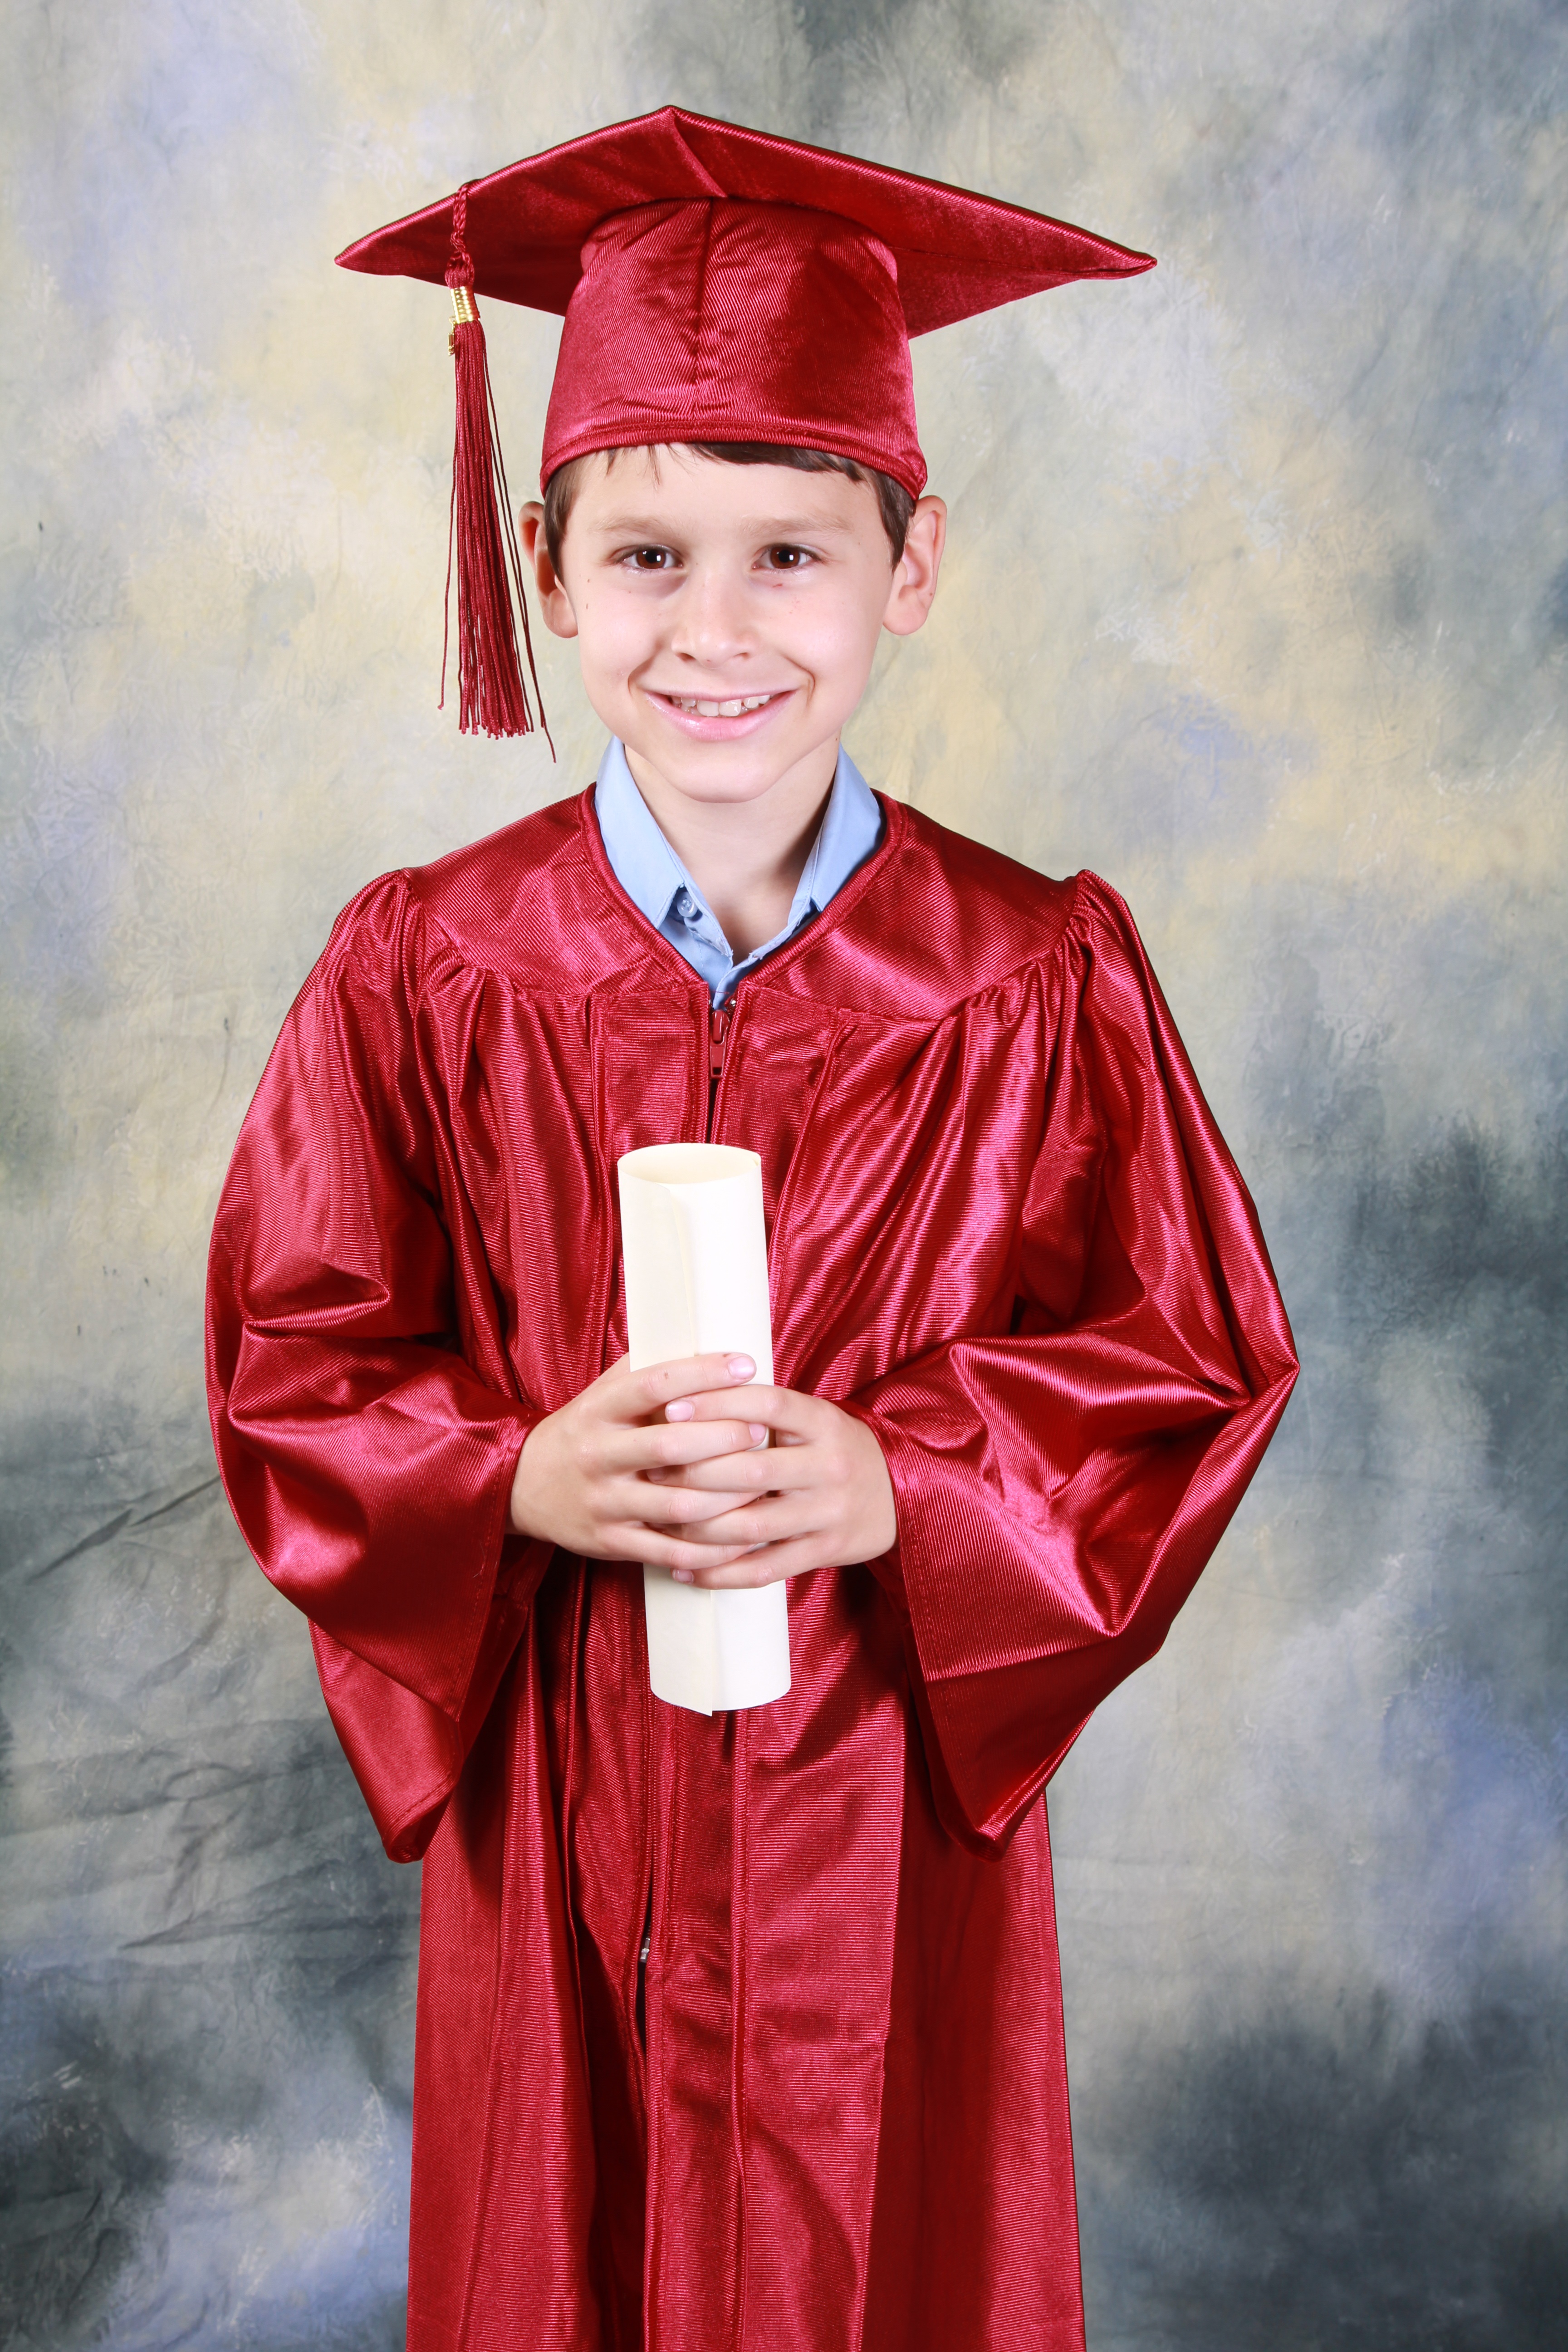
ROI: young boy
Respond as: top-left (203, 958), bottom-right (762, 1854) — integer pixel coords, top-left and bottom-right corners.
top-left (207, 110), bottom-right (1297, 2352)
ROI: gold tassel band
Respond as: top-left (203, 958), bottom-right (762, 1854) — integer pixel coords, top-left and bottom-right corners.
top-left (447, 282), bottom-right (478, 354)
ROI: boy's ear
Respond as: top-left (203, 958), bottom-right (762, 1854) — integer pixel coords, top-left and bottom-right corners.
top-left (881, 494), bottom-right (946, 639)
top-left (519, 502), bottom-right (579, 639)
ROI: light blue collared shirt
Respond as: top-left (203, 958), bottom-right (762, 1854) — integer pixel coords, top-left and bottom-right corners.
top-left (593, 738), bottom-right (883, 1005)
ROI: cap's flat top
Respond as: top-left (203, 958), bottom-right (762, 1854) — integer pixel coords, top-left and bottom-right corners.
top-left (336, 105), bottom-right (1153, 335)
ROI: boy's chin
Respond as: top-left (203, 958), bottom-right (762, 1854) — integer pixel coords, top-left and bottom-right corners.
top-left (620, 724), bottom-right (847, 810)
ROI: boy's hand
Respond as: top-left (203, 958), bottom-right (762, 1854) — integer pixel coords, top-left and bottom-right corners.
top-left (509, 1352), bottom-right (776, 1574)
top-left (642, 1380), bottom-right (897, 1588)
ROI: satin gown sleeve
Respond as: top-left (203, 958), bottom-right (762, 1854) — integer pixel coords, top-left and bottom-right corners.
top-left (844, 874), bottom-right (1298, 1856)
top-left (205, 876), bottom-right (546, 1861)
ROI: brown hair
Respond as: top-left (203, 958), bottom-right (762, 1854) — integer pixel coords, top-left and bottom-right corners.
top-left (542, 442), bottom-right (916, 572)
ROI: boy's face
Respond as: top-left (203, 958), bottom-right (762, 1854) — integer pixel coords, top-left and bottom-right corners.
top-left (522, 447), bottom-right (944, 813)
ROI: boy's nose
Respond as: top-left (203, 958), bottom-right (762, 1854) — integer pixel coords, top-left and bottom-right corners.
top-left (667, 564), bottom-right (754, 666)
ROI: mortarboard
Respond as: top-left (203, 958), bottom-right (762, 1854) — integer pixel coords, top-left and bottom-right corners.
top-left (338, 108), bottom-right (1154, 740)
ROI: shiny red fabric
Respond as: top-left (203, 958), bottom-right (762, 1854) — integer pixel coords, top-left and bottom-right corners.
top-left (206, 793), bottom-right (1296, 2352)
top-left (541, 199), bottom-right (925, 496)
top-left (334, 108), bottom-right (1155, 496)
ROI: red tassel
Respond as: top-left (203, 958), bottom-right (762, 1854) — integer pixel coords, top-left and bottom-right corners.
top-left (441, 188), bottom-right (550, 746)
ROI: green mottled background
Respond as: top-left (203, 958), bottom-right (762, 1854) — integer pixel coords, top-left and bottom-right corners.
top-left (3, 2), bottom-right (1564, 2344)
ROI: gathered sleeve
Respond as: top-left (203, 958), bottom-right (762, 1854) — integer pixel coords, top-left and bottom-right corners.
top-left (844, 875), bottom-right (1298, 1855)
top-left (206, 877), bottom-right (549, 1861)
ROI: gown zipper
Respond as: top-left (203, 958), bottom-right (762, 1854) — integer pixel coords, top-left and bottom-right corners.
top-left (636, 1674), bottom-right (653, 2054)
top-left (640, 998), bottom-right (733, 2054)
top-left (706, 1001), bottom-right (733, 1141)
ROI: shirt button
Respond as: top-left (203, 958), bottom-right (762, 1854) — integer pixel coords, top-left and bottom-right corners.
top-left (676, 890), bottom-right (695, 917)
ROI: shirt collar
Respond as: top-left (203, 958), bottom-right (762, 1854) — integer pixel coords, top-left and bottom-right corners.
top-left (593, 738), bottom-right (695, 932)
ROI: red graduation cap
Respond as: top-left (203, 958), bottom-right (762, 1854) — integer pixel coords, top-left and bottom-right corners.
top-left (338, 108), bottom-right (1154, 739)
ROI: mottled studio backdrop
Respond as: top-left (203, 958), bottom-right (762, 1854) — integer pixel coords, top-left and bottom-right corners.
top-left (3, 1), bottom-right (1564, 2344)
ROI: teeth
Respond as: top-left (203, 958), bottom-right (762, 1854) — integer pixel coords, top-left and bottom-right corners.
top-left (667, 692), bottom-right (779, 717)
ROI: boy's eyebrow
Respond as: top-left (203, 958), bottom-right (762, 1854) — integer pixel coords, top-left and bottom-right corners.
top-left (581, 510), bottom-right (861, 539)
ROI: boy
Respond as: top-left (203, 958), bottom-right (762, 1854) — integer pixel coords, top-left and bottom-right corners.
top-left (207, 110), bottom-right (1297, 2352)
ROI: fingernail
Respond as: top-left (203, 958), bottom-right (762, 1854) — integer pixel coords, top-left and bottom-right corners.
top-left (671, 1569), bottom-right (695, 1585)
top-left (748, 1423), bottom-right (767, 1443)
top-left (665, 1400), bottom-right (695, 1421)
top-left (727, 1355), bottom-right (755, 1380)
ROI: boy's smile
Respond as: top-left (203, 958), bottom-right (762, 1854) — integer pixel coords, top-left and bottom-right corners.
top-left (654, 686), bottom-right (790, 731)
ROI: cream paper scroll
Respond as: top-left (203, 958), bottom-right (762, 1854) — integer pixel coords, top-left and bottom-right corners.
top-left (617, 1143), bottom-right (791, 1715)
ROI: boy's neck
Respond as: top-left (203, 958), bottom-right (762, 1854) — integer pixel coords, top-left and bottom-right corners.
top-left (621, 737), bottom-right (839, 960)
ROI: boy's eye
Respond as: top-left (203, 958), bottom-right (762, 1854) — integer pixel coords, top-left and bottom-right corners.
top-left (763, 544), bottom-right (811, 570)
top-left (625, 547), bottom-right (676, 570)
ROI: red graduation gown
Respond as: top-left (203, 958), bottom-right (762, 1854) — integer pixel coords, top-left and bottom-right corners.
top-left (206, 789), bottom-right (1296, 2352)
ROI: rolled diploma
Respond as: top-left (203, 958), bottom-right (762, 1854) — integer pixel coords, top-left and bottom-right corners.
top-left (617, 1143), bottom-right (791, 1715)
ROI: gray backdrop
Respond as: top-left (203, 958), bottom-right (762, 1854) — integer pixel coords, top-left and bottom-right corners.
top-left (3, 1), bottom-right (1564, 2344)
